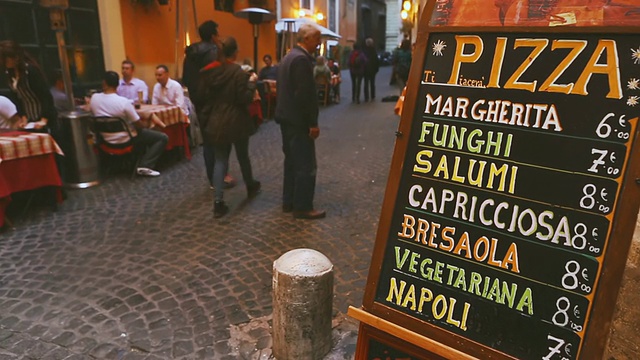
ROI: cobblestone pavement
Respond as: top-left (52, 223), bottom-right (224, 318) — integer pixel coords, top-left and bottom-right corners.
top-left (2, 66), bottom-right (639, 360)
top-left (0, 67), bottom-right (403, 359)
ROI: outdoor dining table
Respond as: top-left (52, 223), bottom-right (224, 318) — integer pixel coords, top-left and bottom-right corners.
top-left (136, 104), bottom-right (191, 160)
top-left (0, 131), bottom-right (64, 227)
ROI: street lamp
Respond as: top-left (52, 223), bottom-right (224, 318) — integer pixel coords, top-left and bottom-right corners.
top-left (233, 8), bottom-right (276, 71)
top-left (39, 0), bottom-right (74, 111)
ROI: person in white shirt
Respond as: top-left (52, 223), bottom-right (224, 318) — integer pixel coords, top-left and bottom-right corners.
top-left (152, 64), bottom-right (189, 116)
top-left (117, 60), bottom-right (149, 104)
top-left (0, 95), bottom-right (22, 129)
top-left (91, 71), bottom-right (168, 177)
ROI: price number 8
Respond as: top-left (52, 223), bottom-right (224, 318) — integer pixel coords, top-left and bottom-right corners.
top-left (580, 184), bottom-right (611, 214)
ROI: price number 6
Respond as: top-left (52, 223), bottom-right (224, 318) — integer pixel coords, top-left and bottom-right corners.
top-left (596, 113), bottom-right (630, 140)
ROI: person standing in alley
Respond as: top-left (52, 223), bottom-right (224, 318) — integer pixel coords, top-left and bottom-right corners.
top-left (275, 24), bottom-right (326, 220)
top-left (348, 43), bottom-right (367, 104)
top-left (363, 37), bottom-right (379, 102)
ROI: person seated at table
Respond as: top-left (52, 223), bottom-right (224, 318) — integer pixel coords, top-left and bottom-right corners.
top-left (49, 70), bottom-right (74, 113)
top-left (117, 60), bottom-right (149, 104)
top-left (328, 58), bottom-right (341, 103)
top-left (258, 54), bottom-right (278, 81)
top-left (91, 71), bottom-right (168, 177)
top-left (0, 95), bottom-right (23, 129)
top-left (313, 56), bottom-right (332, 84)
top-left (0, 40), bottom-right (57, 133)
top-left (152, 65), bottom-right (189, 116)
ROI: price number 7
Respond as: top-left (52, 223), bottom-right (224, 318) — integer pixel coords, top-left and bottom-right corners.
top-left (543, 335), bottom-right (571, 360)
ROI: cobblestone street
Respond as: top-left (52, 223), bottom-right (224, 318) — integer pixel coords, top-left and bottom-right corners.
top-left (1, 66), bottom-right (639, 360)
top-left (0, 67), bottom-right (402, 359)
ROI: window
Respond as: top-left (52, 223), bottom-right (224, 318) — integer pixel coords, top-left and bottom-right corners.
top-left (328, 0), bottom-right (336, 32)
top-left (0, 0), bottom-right (104, 93)
top-left (215, 0), bottom-right (235, 13)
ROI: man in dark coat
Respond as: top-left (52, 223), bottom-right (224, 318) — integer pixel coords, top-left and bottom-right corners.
top-left (275, 24), bottom-right (325, 220)
top-left (363, 37), bottom-right (380, 102)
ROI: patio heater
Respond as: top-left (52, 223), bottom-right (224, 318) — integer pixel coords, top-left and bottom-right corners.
top-left (39, 0), bottom-right (73, 110)
top-left (233, 8), bottom-right (276, 71)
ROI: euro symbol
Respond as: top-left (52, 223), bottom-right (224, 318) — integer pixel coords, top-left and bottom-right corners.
top-left (610, 152), bottom-right (616, 162)
top-left (600, 188), bottom-right (608, 201)
top-left (573, 305), bottom-right (581, 318)
top-left (565, 343), bottom-right (572, 356)
top-left (582, 268), bottom-right (589, 281)
top-left (592, 228), bottom-right (598, 238)
top-left (619, 114), bottom-right (626, 127)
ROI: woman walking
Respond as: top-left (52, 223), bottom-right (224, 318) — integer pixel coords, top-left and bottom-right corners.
top-left (194, 37), bottom-right (261, 218)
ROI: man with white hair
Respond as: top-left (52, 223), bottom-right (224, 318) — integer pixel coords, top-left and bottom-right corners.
top-left (275, 24), bottom-right (325, 220)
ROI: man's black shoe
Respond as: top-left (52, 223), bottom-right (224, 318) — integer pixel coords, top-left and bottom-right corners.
top-left (282, 204), bottom-right (293, 213)
top-left (293, 209), bottom-right (326, 219)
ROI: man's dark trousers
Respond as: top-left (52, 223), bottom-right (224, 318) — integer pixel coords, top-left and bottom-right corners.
top-left (280, 123), bottom-right (316, 212)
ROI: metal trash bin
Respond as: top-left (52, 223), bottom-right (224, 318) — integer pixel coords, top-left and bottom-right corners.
top-left (57, 110), bottom-right (100, 188)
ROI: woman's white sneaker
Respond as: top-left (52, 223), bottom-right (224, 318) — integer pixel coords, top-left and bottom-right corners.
top-left (136, 167), bottom-right (160, 177)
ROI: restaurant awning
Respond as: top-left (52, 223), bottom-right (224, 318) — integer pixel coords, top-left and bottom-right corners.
top-left (275, 18), bottom-right (341, 39)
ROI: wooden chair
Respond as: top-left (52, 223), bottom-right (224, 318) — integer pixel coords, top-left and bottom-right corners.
top-left (92, 116), bottom-right (140, 179)
top-left (315, 76), bottom-right (330, 106)
top-left (264, 80), bottom-right (277, 119)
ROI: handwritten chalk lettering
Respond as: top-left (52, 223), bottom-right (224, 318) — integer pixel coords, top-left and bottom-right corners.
top-left (391, 248), bottom-right (534, 315)
top-left (447, 36), bottom-right (622, 99)
top-left (385, 277), bottom-right (471, 330)
top-left (424, 93), bottom-right (563, 132)
top-left (413, 151), bottom-right (518, 194)
top-left (418, 121), bottom-right (513, 158)
top-left (406, 185), bottom-right (604, 254)
top-left (397, 214), bottom-right (520, 273)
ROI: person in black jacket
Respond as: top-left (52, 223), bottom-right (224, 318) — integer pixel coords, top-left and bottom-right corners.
top-left (275, 24), bottom-right (325, 220)
top-left (363, 37), bottom-right (380, 102)
top-left (193, 37), bottom-right (261, 218)
top-left (183, 20), bottom-right (235, 190)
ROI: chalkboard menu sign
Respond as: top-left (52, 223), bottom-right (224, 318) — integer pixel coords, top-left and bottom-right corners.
top-left (356, 27), bottom-right (640, 360)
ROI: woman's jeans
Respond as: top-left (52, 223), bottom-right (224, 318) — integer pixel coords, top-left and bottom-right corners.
top-left (212, 137), bottom-right (254, 201)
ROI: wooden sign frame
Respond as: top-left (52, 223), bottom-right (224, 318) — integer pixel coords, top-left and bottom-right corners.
top-left (353, 1), bottom-right (640, 359)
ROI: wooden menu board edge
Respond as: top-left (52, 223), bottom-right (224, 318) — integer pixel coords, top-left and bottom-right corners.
top-left (579, 127), bottom-right (640, 359)
top-left (348, 306), bottom-right (480, 360)
top-left (366, 302), bottom-right (516, 360)
top-left (355, 323), bottom-right (450, 360)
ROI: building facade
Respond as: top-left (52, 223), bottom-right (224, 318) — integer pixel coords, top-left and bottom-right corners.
top-left (0, 0), bottom-right (277, 95)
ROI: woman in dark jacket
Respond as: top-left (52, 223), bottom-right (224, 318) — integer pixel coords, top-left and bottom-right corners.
top-left (194, 37), bottom-right (261, 218)
top-left (0, 40), bottom-right (57, 133)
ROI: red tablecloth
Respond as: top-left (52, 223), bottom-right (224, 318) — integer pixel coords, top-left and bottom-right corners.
top-left (0, 153), bottom-right (63, 227)
top-left (137, 105), bottom-right (191, 160)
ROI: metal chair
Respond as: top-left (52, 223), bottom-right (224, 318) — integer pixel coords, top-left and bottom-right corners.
top-left (92, 116), bottom-right (140, 179)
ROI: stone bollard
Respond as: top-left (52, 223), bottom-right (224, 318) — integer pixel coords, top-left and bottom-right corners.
top-left (272, 249), bottom-right (334, 360)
